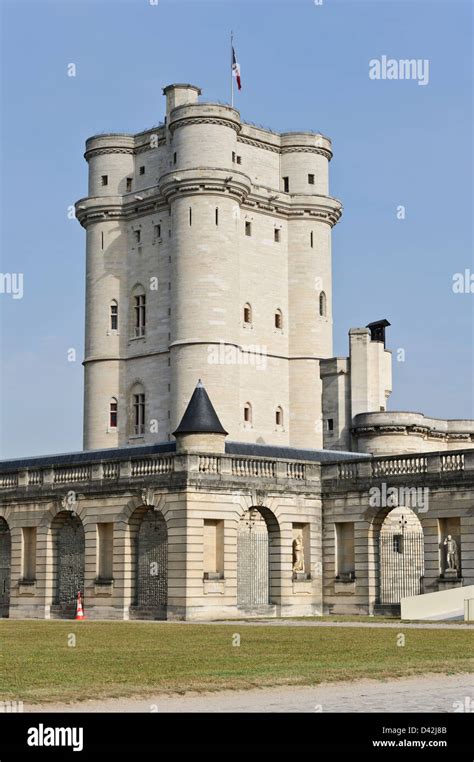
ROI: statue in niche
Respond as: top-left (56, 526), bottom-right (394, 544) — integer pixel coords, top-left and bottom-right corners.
top-left (292, 535), bottom-right (305, 572)
top-left (443, 535), bottom-right (459, 571)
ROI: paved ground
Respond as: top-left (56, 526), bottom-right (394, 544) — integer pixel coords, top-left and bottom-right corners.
top-left (209, 620), bottom-right (474, 630)
top-left (27, 673), bottom-right (473, 713)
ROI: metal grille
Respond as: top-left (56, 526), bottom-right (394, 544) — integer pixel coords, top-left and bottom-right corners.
top-left (237, 512), bottom-right (269, 607)
top-left (55, 514), bottom-right (85, 614)
top-left (0, 520), bottom-right (11, 615)
top-left (136, 511), bottom-right (167, 609)
top-left (379, 530), bottom-right (424, 604)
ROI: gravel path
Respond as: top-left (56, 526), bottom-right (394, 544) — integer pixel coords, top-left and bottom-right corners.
top-left (27, 673), bottom-right (473, 714)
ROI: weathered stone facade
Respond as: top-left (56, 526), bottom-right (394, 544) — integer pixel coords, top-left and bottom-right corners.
top-left (0, 441), bottom-right (472, 620)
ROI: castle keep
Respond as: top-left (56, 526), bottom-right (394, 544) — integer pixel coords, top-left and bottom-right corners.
top-left (0, 84), bottom-right (473, 621)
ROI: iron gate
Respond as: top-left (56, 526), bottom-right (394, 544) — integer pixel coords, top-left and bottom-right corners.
top-left (55, 514), bottom-right (85, 616)
top-left (379, 530), bottom-right (424, 604)
top-left (0, 519), bottom-right (11, 617)
top-left (135, 510), bottom-right (167, 615)
top-left (237, 510), bottom-right (269, 607)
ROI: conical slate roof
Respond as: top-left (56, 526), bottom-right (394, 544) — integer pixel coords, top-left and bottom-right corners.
top-left (173, 380), bottom-right (228, 436)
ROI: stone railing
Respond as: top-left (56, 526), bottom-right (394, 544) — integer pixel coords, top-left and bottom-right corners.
top-left (323, 449), bottom-right (473, 483)
top-left (441, 453), bottom-right (464, 472)
top-left (103, 462), bottom-right (120, 480)
top-left (372, 456), bottom-right (428, 477)
top-left (53, 466), bottom-right (92, 484)
top-left (199, 456), bottom-right (220, 474)
top-left (130, 457), bottom-right (174, 477)
top-left (338, 462), bottom-right (359, 480)
top-left (0, 450), bottom-right (320, 491)
top-left (232, 458), bottom-right (276, 478)
top-left (0, 473), bottom-right (18, 488)
top-left (287, 462), bottom-right (305, 480)
top-left (28, 470), bottom-right (43, 486)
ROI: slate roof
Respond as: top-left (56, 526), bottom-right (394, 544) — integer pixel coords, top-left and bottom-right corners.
top-left (172, 380), bottom-right (228, 436)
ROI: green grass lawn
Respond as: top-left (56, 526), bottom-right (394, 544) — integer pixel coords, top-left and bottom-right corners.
top-left (0, 621), bottom-right (472, 704)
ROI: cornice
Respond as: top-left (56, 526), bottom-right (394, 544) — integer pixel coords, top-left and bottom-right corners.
top-left (84, 147), bottom-right (135, 162)
top-left (169, 116), bottom-right (241, 135)
top-left (237, 135), bottom-right (280, 154)
top-left (281, 145), bottom-right (333, 160)
top-left (353, 422), bottom-right (474, 444)
top-left (75, 176), bottom-right (342, 228)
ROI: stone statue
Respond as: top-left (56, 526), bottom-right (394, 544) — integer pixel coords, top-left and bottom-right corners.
top-left (443, 534), bottom-right (458, 571)
top-left (292, 535), bottom-right (304, 572)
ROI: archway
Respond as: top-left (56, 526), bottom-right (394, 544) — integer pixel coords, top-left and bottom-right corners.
top-left (52, 511), bottom-right (85, 618)
top-left (129, 507), bottom-right (168, 619)
top-left (0, 518), bottom-right (11, 617)
top-left (237, 506), bottom-right (280, 609)
top-left (376, 506), bottom-right (424, 610)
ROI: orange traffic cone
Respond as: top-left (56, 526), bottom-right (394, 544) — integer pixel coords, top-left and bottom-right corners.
top-left (75, 591), bottom-right (85, 620)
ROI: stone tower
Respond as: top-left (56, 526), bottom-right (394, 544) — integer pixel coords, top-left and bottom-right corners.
top-left (76, 83), bottom-right (342, 451)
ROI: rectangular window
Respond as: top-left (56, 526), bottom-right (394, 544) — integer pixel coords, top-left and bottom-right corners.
top-left (244, 406), bottom-right (251, 422)
top-left (215, 208), bottom-right (219, 226)
top-left (274, 228), bottom-right (280, 243)
top-left (22, 527), bottom-right (37, 581)
top-left (308, 174), bottom-right (315, 185)
top-left (327, 418), bottom-right (334, 431)
top-left (101, 175), bottom-right (108, 186)
top-left (126, 177), bottom-right (132, 192)
top-left (173, 152), bottom-right (177, 164)
top-left (189, 207), bottom-right (192, 226)
top-left (245, 221), bottom-right (252, 236)
top-left (139, 166), bottom-right (145, 175)
top-left (232, 151), bottom-right (236, 163)
top-left (109, 401), bottom-right (117, 428)
top-left (154, 224), bottom-right (161, 239)
top-left (97, 523), bottom-right (114, 581)
top-left (134, 294), bottom-right (146, 337)
top-left (283, 176), bottom-right (289, 192)
top-left (133, 393), bottom-right (145, 435)
top-left (134, 229), bottom-right (141, 244)
top-left (203, 520), bottom-right (224, 578)
top-left (335, 522), bottom-right (355, 577)
top-left (110, 303), bottom-right (118, 331)
top-left (101, 231), bottom-right (104, 250)
top-left (236, 155), bottom-right (242, 165)
top-left (310, 231), bottom-right (314, 248)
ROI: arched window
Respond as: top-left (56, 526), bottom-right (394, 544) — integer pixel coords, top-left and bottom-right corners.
top-left (319, 291), bottom-right (327, 317)
top-left (243, 402), bottom-right (252, 425)
top-left (109, 398), bottom-right (118, 429)
top-left (131, 384), bottom-right (145, 436)
top-left (275, 407), bottom-right (283, 427)
top-left (243, 303), bottom-right (252, 325)
top-left (110, 300), bottom-right (118, 331)
top-left (274, 309), bottom-right (283, 330)
top-left (132, 286), bottom-right (146, 337)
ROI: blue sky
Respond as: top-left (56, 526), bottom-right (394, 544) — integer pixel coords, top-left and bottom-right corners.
top-left (0, 0), bottom-right (472, 458)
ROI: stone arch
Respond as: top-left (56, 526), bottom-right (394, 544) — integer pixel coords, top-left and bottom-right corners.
top-left (369, 505), bottom-right (424, 612)
top-left (128, 504), bottom-right (168, 620)
top-left (0, 517), bottom-right (11, 617)
top-left (236, 505), bottom-right (281, 610)
top-left (51, 510), bottom-right (85, 618)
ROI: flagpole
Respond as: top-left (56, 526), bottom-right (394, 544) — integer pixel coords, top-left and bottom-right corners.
top-left (231, 30), bottom-right (234, 108)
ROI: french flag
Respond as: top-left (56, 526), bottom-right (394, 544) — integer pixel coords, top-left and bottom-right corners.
top-left (232, 46), bottom-right (242, 90)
